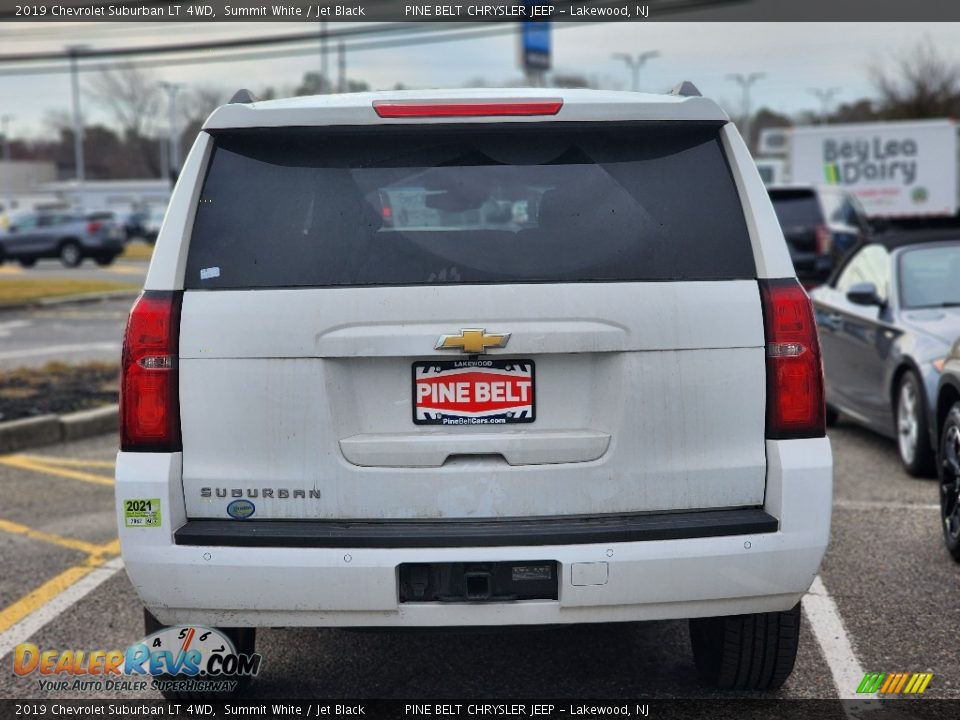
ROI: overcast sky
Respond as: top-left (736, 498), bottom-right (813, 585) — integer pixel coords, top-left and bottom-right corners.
top-left (0, 22), bottom-right (957, 139)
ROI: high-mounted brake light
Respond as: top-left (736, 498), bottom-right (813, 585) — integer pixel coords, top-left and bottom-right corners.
top-left (759, 279), bottom-right (825, 439)
top-left (120, 291), bottom-right (183, 452)
top-left (372, 100), bottom-right (563, 118)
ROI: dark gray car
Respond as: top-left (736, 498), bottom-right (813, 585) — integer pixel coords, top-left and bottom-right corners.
top-left (810, 231), bottom-right (960, 476)
top-left (0, 210), bottom-right (125, 267)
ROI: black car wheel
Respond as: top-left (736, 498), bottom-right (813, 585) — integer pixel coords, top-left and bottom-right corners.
top-left (939, 403), bottom-right (960, 562)
top-left (59, 240), bottom-right (82, 268)
top-left (896, 371), bottom-right (935, 477)
top-left (689, 603), bottom-right (801, 690)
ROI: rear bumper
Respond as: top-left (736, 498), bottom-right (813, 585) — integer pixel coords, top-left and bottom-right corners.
top-left (116, 437), bottom-right (832, 627)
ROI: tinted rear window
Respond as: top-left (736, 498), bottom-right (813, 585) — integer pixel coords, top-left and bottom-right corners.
top-left (768, 189), bottom-right (824, 229)
top-left (186, 123), bottom-right (755, 289)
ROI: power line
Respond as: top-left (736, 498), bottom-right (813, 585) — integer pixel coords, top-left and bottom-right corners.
top-left (0, 23), bottom-right (536, 78)
top-left (0, 23), bottom-right (430, 64)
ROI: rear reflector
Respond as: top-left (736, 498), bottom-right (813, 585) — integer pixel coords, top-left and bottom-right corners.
top-left (759, 278), bottom-right (826, 439)
top-left (120, 291), bottom-right (183, 452)
top-left (373, 100), bottom-right (563, 118)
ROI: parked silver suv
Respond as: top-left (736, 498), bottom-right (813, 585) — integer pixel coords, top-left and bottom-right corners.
top-left (0, 210), bottom-right (125, 267)
top-left (117, 86), bottom-right (832, 694)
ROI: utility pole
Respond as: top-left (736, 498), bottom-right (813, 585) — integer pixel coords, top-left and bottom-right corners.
top-left (809, 87), bottom-right (841, 124)
top-left (612, 51), bottom-right (660, 92)
top-left (159, 82), bottom-right (183, 180)
top-left (0, 115), bottom-right (13, 162)
top-left (337, 40), bottom-right (345, 93)
top-left (320, 21), bottom-right (328, 93)
top-left (66, 45), bottom-right (88, 188)
top-left (726, 72), bottom-right (765, 150)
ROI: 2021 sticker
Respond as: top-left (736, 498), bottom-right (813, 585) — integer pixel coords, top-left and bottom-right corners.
top-left (124, 498), bottom-right (161, 528)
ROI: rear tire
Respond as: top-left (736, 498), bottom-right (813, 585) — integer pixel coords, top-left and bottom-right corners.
top-left (143, 608), bottom-right (256, 699)
top-left (896, 371), bottom-right (935, 477)
top-left (59, 240), bottom-right (82, 268)
top-left (938, 403), bottom-right (960, 562)
top-left (689, 603), bottom-right (801, 691)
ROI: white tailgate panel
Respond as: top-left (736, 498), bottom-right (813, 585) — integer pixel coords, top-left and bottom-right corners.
top-left (179, 282), bottom-right (767, 519)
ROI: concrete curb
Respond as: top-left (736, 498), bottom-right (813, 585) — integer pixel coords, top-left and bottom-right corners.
top-left (0, 289), bottom-right (139, 314)
top-left (0, 405), bottom-right (118, 454)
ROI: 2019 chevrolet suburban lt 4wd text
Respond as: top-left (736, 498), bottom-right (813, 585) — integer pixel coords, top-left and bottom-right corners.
top-left (116, 86), bottom-right (832, 693)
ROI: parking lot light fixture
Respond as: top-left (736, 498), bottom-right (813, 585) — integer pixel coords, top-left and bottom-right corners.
top-left (612, 51), bottom-right (661, 92)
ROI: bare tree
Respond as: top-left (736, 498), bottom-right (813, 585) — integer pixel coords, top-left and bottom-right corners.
top-left (871, 36), bottom-right (960, 119)
top-left (181, 85), bottom-right (227, 124)
top-left (87, 63), bottom-right (161, 138)
top-left (87, 63), bottom-right (162, 176)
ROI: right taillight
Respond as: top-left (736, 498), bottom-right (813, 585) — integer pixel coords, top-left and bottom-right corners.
top-left (120, 291), bottom-right (183, 452)
top-left (759, 278), bottom-right (825, 439)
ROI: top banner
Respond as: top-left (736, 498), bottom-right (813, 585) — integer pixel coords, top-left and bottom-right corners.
top-left (3, 0), bottom-right (960, 22)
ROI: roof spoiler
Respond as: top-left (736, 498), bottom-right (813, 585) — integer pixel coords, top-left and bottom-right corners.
top-left (670, 81), bottom-right (702, 98)
top-left (229, 89), bottom-right (257, 104)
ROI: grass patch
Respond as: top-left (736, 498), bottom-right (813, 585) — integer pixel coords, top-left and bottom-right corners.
top-left (0, 278), bottom-right (139, 306)
top-left (120, 241), bottom-right (154, 261)
top-left (0, 361), bottom-right (119, 423)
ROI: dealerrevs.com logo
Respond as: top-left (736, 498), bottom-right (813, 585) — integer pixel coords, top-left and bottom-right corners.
top-left (13, 626), bottom-right (261, 694)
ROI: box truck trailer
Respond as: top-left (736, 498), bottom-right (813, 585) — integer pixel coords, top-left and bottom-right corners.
top-left (758, 119), bottom-right (960, 220)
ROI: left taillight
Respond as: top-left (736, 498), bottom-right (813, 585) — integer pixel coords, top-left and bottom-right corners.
top-left (120, 291), bottom-right (183, 452)
top-left (87, 221), bottom-right (103, 234)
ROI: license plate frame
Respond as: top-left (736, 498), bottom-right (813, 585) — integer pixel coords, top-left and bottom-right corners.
top-left (412, 358), bottom-right (536, 426)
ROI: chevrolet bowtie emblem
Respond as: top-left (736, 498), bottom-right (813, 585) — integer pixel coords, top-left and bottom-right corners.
top-left (435, 328), bottom-right (511, 354)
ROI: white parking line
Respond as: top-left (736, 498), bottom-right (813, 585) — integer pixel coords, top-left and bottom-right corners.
top-left (0, 342), bottom-right (120, 361)
top-left (834, 499), bottom-right (939, 511)
top-left (0, 557), bottom-right (124, 661)
top-left (803, 574), bottom-right (865, 700)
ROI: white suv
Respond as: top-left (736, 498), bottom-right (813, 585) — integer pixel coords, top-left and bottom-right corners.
top-left (116, 86), bottom-right (832, 692)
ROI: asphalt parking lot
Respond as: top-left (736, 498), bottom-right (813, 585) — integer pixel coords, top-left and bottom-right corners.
top-left (0, 421), bottom-right (957, 704)
top-left (0, 296), bottom-right (136, 370)
top-left (0, 257), bottom-right (148, 285)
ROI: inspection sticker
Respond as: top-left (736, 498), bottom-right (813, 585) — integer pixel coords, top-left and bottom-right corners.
top-left (124, 499), bottom-right (162, 528)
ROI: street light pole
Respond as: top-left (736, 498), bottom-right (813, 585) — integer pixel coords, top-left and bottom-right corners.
top-left (612, 51), bottom-right (660, 92)
top-left (809, 87), bottom-right (841, 124)
top-left (726, 72), bottom-right (765, 149)
top-left (320, 21), bottom-right (329, 93)
top-left (159, 82), bottom-right (183, 180)
top-left (66, 45), bottom-right (88, 188)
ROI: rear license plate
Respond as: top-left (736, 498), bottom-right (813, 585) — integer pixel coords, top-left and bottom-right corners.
top-left (412, 359), bottom-right (535, 426)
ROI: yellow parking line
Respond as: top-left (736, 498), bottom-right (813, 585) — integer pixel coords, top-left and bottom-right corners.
top-left (0, 455), bottom-right (113, 486)
top-left (0, 550), bottom-right (118, 634)
top-left (0, 518), bottom-right (105, 556)
top-left (15, 454), bottom-right (116, 469)
top-left (104, 265), bottom-right (146, 275)
top-left (0, 265), bottom-right (23, 274)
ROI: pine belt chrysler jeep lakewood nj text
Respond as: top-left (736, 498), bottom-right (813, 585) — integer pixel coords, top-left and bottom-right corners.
top-left (116, 86), bottom-right (832, 692)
